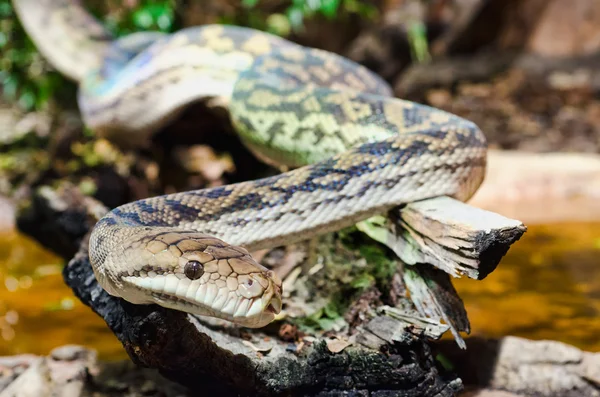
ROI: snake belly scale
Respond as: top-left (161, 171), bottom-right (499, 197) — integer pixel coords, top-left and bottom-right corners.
top-left (13, 0), bottom-right (487, 328)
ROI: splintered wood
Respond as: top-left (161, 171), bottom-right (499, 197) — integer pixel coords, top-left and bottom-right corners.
top-left (352, 195), bottom-right (526, 350)
top-left (387, 196), bottom-right (527, 280)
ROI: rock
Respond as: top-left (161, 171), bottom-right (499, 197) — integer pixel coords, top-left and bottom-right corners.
top-left (460, 389), bottom-right (524, 397)
top-left (436, 336), bottom-right (600, 397)
top-left (0, 355), bottom-right (39, 392)
top-left (49, 345), bottom-right (92, 362)
top-left (0, 197), bottom-right (15, 232)
top-left (0, 346), bottom-right (188, 397)
top-left (0, 358), bottom-right (48, 397)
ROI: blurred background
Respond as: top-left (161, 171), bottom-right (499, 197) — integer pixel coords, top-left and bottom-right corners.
top-left (0, 0), bottom-right (599, 361)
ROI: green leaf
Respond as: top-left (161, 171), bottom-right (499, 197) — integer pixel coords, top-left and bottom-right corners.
top-left (319, 0), bottom-right (341, 18)
top-left (35, 79), bottom-right (51, 107)
top-left (242, 0), bottom-right (260, 8)
top-left (157, 13), bottom-right (171, 31)
top-left (129, 3), bottom-right (174, 32)
top-left (0, 2), bottom-right (12, 17)
top-left (351, 273), bottom-right (375, 290)
top-left (308, 307), bottom-right (324, 321)
top-left (323, 301), bottom-right (341, 319)
top-left (132, 8), bottom-right (153, 29)
top-left (3, 74), bottom-right (18, 100)
top-left (435, 353), bottom-right (454, 370)
top-left (407, 21), bottom-right (431, 64)
top-left (358, 244), bottom-right (387, 266)
top-left (316, 317), bottom-right (337, 330)
top-left (355, 216), bottom-right (389, 245)
top-left (292, 0), bottom-right (307, 7)
top-left (78, 178), bottom-right (98, 196)
top-left (286, 7), bottom-right (305, 30)
top-left (18, 89), bottom-right (35, 110)
top-left (266, 14), bottom-right (291, 36)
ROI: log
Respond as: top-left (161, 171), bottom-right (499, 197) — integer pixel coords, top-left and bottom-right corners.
top-left (65, 243), bottom-right (464, 396)
top-left (20, 182), bottom-right (464, 396)
top-left (15, 175), bottom-right (526, 396)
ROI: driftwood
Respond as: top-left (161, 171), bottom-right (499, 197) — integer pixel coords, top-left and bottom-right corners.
top-left (15, 170), bottom-right (526, 396)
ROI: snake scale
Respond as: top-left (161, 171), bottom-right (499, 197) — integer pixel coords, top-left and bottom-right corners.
top-left (13, 0), bottom-right (487, 328)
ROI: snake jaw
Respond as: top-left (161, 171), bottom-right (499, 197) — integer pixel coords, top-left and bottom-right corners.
top-left (231, 271), bottom-right (282, 328)
top-left (117, 261), bottom-right (283, 328)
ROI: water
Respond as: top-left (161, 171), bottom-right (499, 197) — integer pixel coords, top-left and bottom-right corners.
top-left (454, 222), bottom-right (600, 351)
top-left (0, 232), bottom-right (125, 360)
top-left (0, 223), bottom-right (598, 359)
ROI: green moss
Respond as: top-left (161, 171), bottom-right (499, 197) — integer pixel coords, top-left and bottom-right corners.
top-left (293, 225), bottom-right (401, 333)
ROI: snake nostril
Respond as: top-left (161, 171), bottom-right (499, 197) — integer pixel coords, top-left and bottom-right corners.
top-left (184, 260), bottom-right (204, 280)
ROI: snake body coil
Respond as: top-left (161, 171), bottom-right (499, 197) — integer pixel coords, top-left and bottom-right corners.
top-left (14, 0), bottom-right (487, 328)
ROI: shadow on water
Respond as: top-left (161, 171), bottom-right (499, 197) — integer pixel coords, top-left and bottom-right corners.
top-left (0, 222), bottom-right (598, 359)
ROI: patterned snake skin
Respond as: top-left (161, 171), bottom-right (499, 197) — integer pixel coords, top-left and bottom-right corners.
top-left (13, 0), bottom-right (487, 328)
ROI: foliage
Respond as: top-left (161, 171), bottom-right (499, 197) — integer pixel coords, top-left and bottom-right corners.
top-left (407, 20), bottom-right (430, 64)
top-left (0, 0), bottom-right (74, 111)
top-left (233, 0), bottom-right (378, 36)
top-left (0, 0), bottom-right (179, 113)
top-left (85, 0), bottom-right (178, 36)
top-left (1, 0), bottom-right (379, 112)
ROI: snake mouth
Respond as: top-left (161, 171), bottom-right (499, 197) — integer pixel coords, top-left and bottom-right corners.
top-left (121, 273), bottom-right (281, 327)
top-left (266, 294), bottom-right (282, 314)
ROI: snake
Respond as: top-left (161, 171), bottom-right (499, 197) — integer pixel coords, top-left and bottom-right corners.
top-left (13, 0), bottom-right (487, 328)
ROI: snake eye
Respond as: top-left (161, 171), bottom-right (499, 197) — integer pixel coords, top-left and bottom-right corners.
top-left (184, 260), bottom-right (204, 280)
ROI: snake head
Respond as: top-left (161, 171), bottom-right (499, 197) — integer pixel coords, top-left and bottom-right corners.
top-left (115, 232), bottom-right (283, 328)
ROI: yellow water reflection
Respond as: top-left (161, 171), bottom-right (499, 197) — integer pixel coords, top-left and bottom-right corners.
top-left (0, 232), bottom-right (126, 360)
top-left (0, 222), bottom-right (598, 359)
top-left (454, 222), bottom-right (600, 351)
